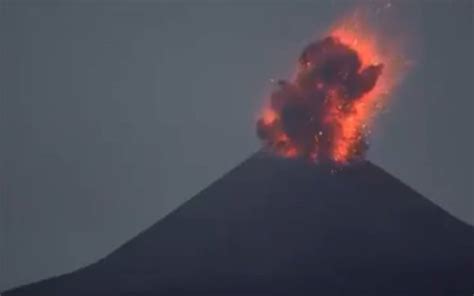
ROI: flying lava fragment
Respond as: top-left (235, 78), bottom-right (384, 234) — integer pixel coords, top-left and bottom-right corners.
top-left (257, 15), bottom-right (401, 165)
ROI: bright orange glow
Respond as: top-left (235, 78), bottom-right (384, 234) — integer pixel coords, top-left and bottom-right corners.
top-left (328, 15), bottom-right (401, 163)
top-left (262, 108), bottom-right (278, 125)
top-left (256, 11), bottom-right (406, 165)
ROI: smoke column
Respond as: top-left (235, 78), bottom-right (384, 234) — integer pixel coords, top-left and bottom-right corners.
top-left (257, 15), bottom-right (402, 165)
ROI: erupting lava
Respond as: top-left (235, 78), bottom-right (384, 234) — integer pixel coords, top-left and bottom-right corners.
top-left (257, 15), bottom-right (401, 165)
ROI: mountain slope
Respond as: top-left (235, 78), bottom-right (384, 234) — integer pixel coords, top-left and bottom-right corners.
top-left (4, 152), bottom-right (474, 295)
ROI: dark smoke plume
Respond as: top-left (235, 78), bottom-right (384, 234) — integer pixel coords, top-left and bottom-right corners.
top-left (257, 36), bottom-right (383, 164)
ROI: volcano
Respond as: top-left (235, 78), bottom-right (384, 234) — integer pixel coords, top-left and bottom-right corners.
top-left (4, 151), bottom-right (474, 295)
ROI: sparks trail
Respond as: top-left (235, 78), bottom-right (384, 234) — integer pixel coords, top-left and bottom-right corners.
top-left (256, 21), bottom-right (395, 165)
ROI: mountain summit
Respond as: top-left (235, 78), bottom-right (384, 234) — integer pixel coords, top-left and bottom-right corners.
top-left (5, 152), bottom-right (474, 295)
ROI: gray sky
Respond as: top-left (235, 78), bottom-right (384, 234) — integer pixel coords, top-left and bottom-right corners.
top-left (1, 0), bottom-right (472, 291)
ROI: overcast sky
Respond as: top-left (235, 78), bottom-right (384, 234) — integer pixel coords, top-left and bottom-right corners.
top-left (1, 0), bottom-right (472, 291)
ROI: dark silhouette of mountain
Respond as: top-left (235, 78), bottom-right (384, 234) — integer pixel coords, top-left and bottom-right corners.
top-left (4, 152), bottom-right (474, 295)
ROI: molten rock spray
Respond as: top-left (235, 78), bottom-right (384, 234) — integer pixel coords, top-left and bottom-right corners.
top-left (257, 19), bottom-right (400, 165)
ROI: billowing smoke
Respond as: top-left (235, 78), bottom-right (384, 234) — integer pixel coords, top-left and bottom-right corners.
top-left (257, 36), bottom-right (384, 164)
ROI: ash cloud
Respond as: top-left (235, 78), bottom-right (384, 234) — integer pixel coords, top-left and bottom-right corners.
top-left (257, 36), bottom-right (383, 163)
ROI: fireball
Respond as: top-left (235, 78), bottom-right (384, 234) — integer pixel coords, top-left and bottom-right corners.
top-left (257, 13), bottom-right (404, 165)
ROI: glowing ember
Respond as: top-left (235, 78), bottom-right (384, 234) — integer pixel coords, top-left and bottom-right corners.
top-left (256, 15), bottom-right (401, 165)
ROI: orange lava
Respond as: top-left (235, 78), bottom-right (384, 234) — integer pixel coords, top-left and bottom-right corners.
top-left (327, 17), bottom-right (400, 163)
top-left (257, 13), bottom-right (403, 165)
